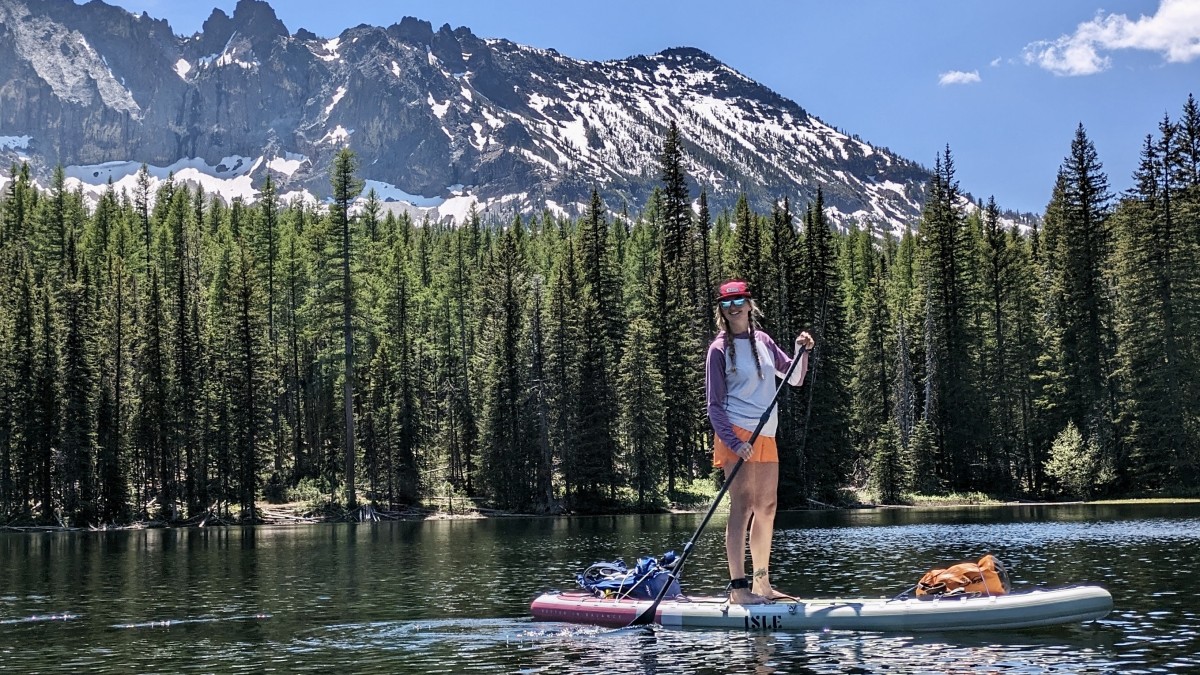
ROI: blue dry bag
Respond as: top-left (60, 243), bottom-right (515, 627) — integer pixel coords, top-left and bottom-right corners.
top-left (576, 551), bottom-right (683, 599)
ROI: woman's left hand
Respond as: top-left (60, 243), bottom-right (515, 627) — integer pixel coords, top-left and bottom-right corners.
top-left (795, 331), bottom-right (815, 352)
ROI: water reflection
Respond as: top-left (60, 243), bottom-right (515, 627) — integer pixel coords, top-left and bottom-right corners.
top-left (1, 503), bottom-right (1198, 673)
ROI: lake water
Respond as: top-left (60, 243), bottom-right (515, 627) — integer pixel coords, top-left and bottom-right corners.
top-left (2, 503), bottom-right (1198, 673)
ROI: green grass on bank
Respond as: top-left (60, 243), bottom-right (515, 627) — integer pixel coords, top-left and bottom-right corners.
top-left (850, 486), bottom-right (1200, 508)
top-left (1087, 497), bottom-right (1200, 505)
top-left (258, 478), bottom-right (1200, 521)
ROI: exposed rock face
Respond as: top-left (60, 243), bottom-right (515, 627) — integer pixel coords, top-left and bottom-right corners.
top-left (0, 0), bottom-right (934, 230)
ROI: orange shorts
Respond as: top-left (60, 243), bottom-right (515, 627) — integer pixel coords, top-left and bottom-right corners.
top-left (713, 424), bottom-right (778, 468)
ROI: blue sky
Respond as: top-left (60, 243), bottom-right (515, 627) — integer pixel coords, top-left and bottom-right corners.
top-left (95, 0), bottom-right (1199, 214)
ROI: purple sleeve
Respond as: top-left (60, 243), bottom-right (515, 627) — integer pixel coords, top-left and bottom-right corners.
top-left (760, 332), bottom-right (808, 385)
top-left (760, 332), bottom-right (792, 373)
top-left (705, 342), bottom-right (741, 450)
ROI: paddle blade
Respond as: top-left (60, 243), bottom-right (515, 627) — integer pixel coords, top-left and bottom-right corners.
top-left (628, 603), bottom-right (658, 627)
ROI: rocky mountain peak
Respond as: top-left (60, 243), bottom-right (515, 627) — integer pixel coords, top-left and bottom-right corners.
top-left (389, 16), bottom-right (434, 45)
top-left (0, 0), bottom-right (945, 234)
top-left (195, 8), bottom-right (234, 49)
top-left (658, 46), bottom-right (718, 62)
top-left (231, 0), bottom-right (286, 38)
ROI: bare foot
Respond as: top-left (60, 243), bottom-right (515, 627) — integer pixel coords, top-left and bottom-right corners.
top-left (754, 586), bottom-right (798, 602)
top-left (729, 587), bottom-right (771, 605)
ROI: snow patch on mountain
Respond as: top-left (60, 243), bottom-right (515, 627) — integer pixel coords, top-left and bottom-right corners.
top-left (279, 189), bottom-right (319, 207)
top-left (437, 194), bottom-right (480, 223)
top-left (324, 86), bottom-right (347, 116)
top-left (428, 94), bottom-right (449, 119)
top-left (266, 153), bottom-right (308, 178)
top-left (362, 179), bottom-right (444, 207)
top-left (315, 37), bottom-right (341, 61)
top-left (320, 126), bottom-right (353, 145)
top-left (1, 135), bottom-right (32, 151)
top-left (63, 156), bottom-right (259, 205)
top-left (0, 1), bottom-right (142, 118)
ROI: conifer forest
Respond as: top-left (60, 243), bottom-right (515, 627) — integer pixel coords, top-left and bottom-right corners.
top-left (2, 95), bottom-right (1199, 526)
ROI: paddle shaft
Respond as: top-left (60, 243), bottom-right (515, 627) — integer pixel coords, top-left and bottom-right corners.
top-left (629, 344), bottom-right (808, 627)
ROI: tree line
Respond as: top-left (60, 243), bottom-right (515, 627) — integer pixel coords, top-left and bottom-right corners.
top-left (1, 96), bottom-right (1198, 525)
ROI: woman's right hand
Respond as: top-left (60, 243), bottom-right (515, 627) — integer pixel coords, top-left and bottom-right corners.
top-left (735, 441), bottom-right (754, 460)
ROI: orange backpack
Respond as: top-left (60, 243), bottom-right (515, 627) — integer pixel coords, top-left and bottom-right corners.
top-left (916, 554), bottom-right (1010, 597)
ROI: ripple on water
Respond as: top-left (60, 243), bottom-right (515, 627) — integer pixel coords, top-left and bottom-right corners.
top-left (0, 612), bottom-right (79, 625)
top-left (2, 505), bottom-right (1198, 673)
top-left (111, 613), bottom-right (272, 630)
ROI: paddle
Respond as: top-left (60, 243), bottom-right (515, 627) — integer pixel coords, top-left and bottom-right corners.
top-left (628, 344), bottom-right (809, 627)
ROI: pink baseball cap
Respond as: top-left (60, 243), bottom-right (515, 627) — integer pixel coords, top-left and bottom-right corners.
top-left (717, 279), bottom-right (750, 301)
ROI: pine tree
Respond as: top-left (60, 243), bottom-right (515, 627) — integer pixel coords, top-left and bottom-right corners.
top-left (527, 273), bottom-right (554, 511)
top-left (258, 174), bottom-right (284, 479)
top-left (1047, 125), bottom-right (1115, 475)
top-left (569, 190), bottom-right (622, 507)
top-left (1112, 108), bottom-right (1198, 489)
top-left (918, 147), bottom-right (982, 491)
top-left (869, 420), bottom-right (909, 504)
top-left (228, 235), bottom-right (268, 520)
top-left (763, 197), bottom-right (798, 334)
top-left (618, 315), bottom-right (666, 509)
top-left (204, 238), bottom-right (235, 515)
top-left (791, 190), bottom-right (853, 503)
top-left (546, 238), bottom-right (580, 504)
top-left (695, 190), bottom-right (717, 324)
top-left (1006, 226), bottom-right (1045, 492)
top-left (979, 197), bottom-right (1019, 491)
top-left (34, 285), bottom-right (59, 522)
top-left (1176, 94), bottom-right (1200, 187)
top-left (330, 148), bottom-right (364, 508)
top-left (36, 166), bottom-right (70, 278)
top-left (10, 260), bottom-right (37, 518)
top-left (2, 163), bottom-right (36, 247)
top-left (60, 234), bottom-right (96, 523)
top-left (133, 164), bottom-right (152, 271)
top-left (96, 207), bottom-right (137, 521)
top-left (478, 219), bottom-right (535, 509)
top-left (732, 194), bottom-right (764, 292)
top-left (892, 316), bottom-right (916, 453)
top-left (849, 228), bottom-right (890, 486)
top-left (659, 122), bottom-right (692, 273)
top-left (135, 268), bottom-right (172, 518)
top-left (766, 197), bottom-right (805, 483)
top-left (278, 207), bottom-right (309, 481)
top-left (384, 231), bottom-right (420, 504)
top-left (159, 185), bottom-right (203, 515)
top-left (653, 125), bottom-right (702, 496)
top-left (1045, 420), bottom-right (1111, 499)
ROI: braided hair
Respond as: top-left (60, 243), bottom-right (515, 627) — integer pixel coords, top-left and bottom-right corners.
top-left (714, 299), bottom-right (765, 380)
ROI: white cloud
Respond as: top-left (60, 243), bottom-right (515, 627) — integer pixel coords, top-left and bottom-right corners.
top-left (989, 57), bottom-right (1003, 67)
top-left (938, 70), bottom-right (981, 86)
top-left (1024, 0), bottom-right (1200, 76)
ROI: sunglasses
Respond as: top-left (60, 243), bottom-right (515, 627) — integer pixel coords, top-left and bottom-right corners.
top-left (720, 298), bottom-right (748, 309)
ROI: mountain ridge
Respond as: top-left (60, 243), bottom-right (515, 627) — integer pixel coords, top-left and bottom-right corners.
top-left (0, 0), bottom-right (1029, 232)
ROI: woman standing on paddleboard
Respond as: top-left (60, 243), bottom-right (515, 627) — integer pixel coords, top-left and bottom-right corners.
top-left (705, 279), bottom-right (814, 605)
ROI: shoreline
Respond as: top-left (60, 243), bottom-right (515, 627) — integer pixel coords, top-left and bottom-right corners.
top-left (4, 497), bottom-right (1198, 533)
